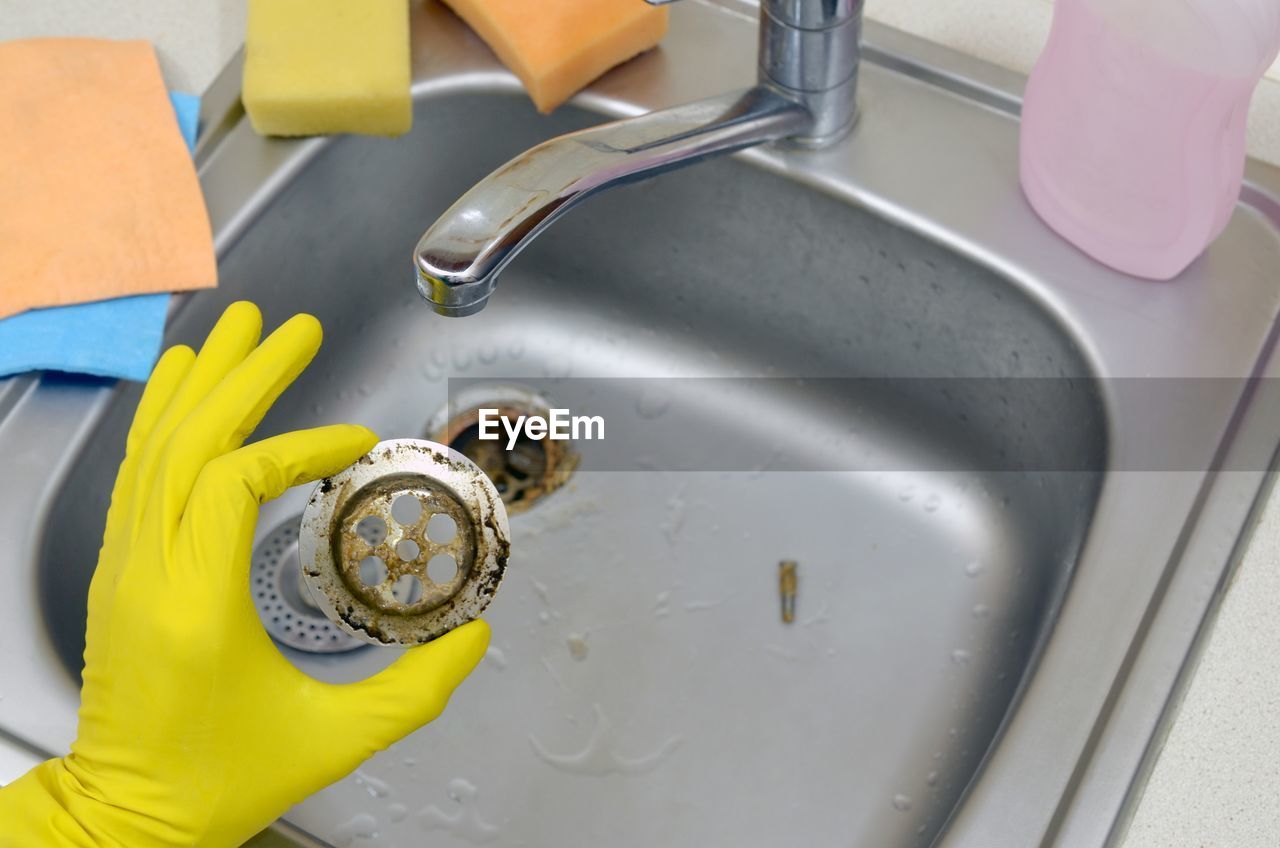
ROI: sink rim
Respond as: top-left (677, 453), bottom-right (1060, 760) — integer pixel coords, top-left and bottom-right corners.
top-left (0, 3), bottom-right (1279, 847)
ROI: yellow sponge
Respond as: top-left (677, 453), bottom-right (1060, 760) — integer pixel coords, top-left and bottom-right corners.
top-left (442, 0), bottom-right (668, 113)
top-left (242, 0), bottom-right (412, 137)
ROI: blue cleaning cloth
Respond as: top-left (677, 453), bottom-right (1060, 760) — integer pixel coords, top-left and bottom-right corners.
top-left (0, 92), bottom-right (201, 382)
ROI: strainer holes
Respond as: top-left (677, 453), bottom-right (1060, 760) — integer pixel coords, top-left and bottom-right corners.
top-left (428, 552), bottom-right (458, 584)
top-left (355, 516), bottom-right (388, 545)
top-left (394, 574), bottom-right (424, 603)
top-left (392, 494), bottom-right (424, 525)
top-left (427, 513), bottom-right (457, 544)
top-left (359, 555), bottom-right (388, 587)
top-left (396, 539), bottom-right (421, 562)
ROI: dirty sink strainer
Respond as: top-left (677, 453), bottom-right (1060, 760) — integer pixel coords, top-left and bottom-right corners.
top-left (299, 439), bottom-right (510, 646)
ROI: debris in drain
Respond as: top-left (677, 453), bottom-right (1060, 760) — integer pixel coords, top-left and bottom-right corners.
top-left (779, 560), bottom-right (798, 624)
top-left (428, 388), bottom-right (578, 514)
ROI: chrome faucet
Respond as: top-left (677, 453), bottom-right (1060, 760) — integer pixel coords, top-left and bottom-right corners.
top-left (414, 0), bottom-right (864, 316)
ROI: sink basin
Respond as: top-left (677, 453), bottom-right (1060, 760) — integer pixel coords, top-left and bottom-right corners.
top-left (4, 3), bottom-right (1280, 847)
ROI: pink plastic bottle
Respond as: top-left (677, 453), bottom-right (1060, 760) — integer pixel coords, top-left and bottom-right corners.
top-left (1020, 0), bottom-right (1280, 280)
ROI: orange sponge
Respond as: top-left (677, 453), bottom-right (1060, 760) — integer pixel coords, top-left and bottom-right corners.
top-left (442, 0), bottom-right (669, 113)
top-left (0, 39), bottom-right (215, 319)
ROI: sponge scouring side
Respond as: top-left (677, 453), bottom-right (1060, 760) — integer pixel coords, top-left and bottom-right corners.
top-left (442, 0), bottom-right (669, 114)
top-left (243, 0), bottom-right (412, 137)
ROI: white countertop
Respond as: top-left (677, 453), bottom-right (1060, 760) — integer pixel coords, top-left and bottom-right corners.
top-left (3, 1), bottom-right (1279, 845)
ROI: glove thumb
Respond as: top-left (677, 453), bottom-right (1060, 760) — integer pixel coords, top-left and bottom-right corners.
top-left (340, 619), bottom-right (491, 749)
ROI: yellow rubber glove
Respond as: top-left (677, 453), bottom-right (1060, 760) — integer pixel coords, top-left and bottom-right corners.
top-left (0, 302), bottom-right (490, 848)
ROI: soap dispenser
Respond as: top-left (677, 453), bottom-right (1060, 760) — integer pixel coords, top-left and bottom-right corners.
top-left (1020, 0), bottom-right (1280, 280)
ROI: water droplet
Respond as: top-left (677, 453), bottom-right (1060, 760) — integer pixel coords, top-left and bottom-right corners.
top-left (355, 769), bottom-right (391, 798)
top-left (478, 344), bottom-right (499, 364)
top-left (420, 360), bottom-right (443, 382)
top-left (653, 590), bottom-right (672, 618)
top-left (507, 339), bottom-right (526, 359)
top-left (388, 802), bottom-right (409, 823)
top-left (951, 648), bottom-right (972, 665)
top-left (892, 793), bottom-right (913, 811)
top-left (448, 778), bottom-right (478, 803)
top-left (923, 492), bottom-right (941, 513)
top-left (926, 770), bottom-right (939, 786)
top-left (332, 812), bottom-right (378, 846)
top-left (529, 703), bottom-right (682, 777)
top-left (484, 645), bottom-right (509, 669)
top-left (418, 778), bottom-right (500, 843)
top-left (964, 560), bottom-right (985, 578)
top-left (971, 603), bottom-right (990, 618)
top-left (566, 632), bottom-right (589, 661)
top-left (898, 485), bottom-right (916, 503)
top-left (538, 611), bottom-right (551, 624)
top-left (451, 348), bottom-right (472, 370)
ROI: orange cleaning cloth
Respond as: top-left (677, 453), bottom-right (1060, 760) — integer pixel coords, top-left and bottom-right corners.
top-left (442, 0), bottom-right (668, 113)
top-left (0, 39), bottom-right (216, 320)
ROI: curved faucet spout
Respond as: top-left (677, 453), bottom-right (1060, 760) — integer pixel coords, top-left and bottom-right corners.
top-left (414, 87), bottom-right (812, 316)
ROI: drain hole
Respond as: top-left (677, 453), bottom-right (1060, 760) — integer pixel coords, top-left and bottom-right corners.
top-left (393, 573), bottom-right (424, 603)
top-left (359, 555), bottom-right (388, 586)
top-left (355, 515), bottom-right (388, 545)
top-left (391, 494), bottom-right (423, 525)
top-left (431, 392), bottom-right (578, 514)
top-left (428, 552), bottom-right (459, 584)
top-left (427, 513), bottom-right (457, 544)
top-left (395, 538), bottom-right (421, 562)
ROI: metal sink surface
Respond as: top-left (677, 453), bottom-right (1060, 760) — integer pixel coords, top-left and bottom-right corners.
top-left (2, 3), bottom-right (1280, 847)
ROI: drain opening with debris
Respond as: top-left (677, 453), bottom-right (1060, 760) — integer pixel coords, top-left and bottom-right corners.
top-left (294, 439), bottom-right (510, 648)
top-left (427, 385), bottom-right (578, 514)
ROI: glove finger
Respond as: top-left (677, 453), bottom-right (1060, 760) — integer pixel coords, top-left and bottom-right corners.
top-left (88, 344), bottom-right (195, 635)
top-left (175, 424), bottom-right (378, 589)
top-left (101, 344), bottom-right (195, 550)
top-left (129, 301), bottom-right (263, 538)
top-left (332, 620), bottom-right (490, 747)
top-left (143, 313), bottom-right (323, 552)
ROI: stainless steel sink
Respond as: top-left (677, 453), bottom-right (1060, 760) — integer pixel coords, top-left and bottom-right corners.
top-left (3, 2), bottom-right (1280, 846)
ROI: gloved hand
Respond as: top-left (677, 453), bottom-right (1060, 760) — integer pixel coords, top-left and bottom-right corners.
top-left (0, 302), bottom-right (490, 847)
